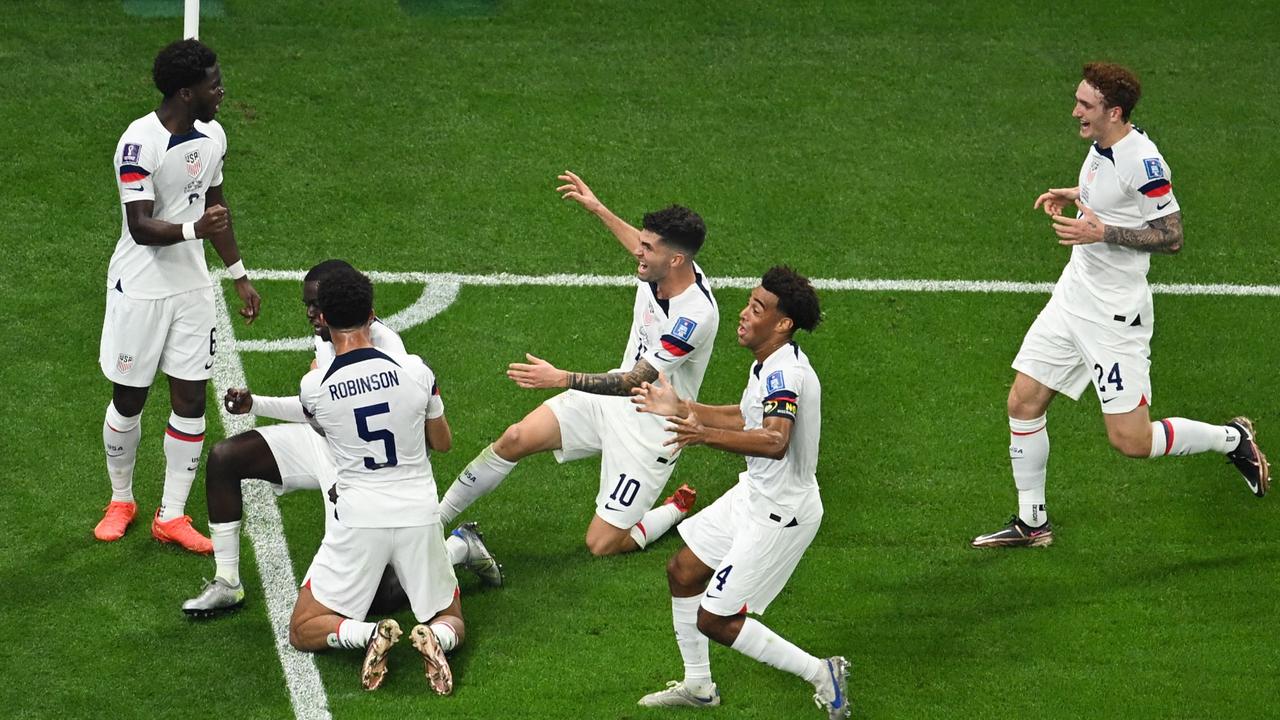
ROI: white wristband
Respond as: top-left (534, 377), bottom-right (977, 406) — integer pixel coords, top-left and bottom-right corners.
top-left (181, 221), bottom-right (197, 241)
top-left (226, 259), bottom-right (247, 280)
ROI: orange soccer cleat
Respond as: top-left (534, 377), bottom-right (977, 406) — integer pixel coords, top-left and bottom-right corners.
top-left (663, 484), bottom-right (698, 514)
top-left (151, 510), bottom-right (213, 554)
top-left (94, 501), bottom-right (138, 541)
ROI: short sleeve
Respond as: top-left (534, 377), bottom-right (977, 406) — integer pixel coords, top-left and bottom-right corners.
top-left (371, 321), bottom-right (406, 355)
top-left (298, 368), bottom-right (325, 435)
top-left (644, 310), bottom-right (714, 373)
top-left (116, 135), bottom-right (157, 203)
top-left (761, 365), bottom-right (804, 422)
top-left (404, 355), bottom-right (444, 419)
top-left (1128, 153), bottom-right (1179, 221)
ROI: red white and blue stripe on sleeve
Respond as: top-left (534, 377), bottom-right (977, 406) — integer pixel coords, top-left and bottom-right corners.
top-left (1137, 178), bottom-right (1171, 198)
top-left (762, 370), bottom-right (798, 421)
top-left (119, 164), bottom-right (150, 183)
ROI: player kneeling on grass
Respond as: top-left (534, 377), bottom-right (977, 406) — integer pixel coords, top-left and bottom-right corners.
top-left (183, 260), bottom-right (501, 619)
top-left (286, 267), bottom-right (462, 692)
top-left (631, 267), bottom-right (850, 719)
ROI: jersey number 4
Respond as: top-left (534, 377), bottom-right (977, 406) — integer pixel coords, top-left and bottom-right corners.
top-left (354, 403), bottom-right (398, 469)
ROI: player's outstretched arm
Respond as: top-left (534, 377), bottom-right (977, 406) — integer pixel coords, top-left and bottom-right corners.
top-left (631, 371), bottom-right (745, 428)
top-left (205, 185), bottom-right (261, 325)
top-left (508, 353), bottom-right (660, 396)
top-left (425, 415), bottom-right (452, 452)
top-left (666, 414), bottom-right (791, 459)
top-left (557, 170), bottom-right (643, 255)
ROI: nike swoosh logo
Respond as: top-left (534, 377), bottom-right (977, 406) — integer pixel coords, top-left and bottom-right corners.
top-left (204, 359), bottom-right (215, 370)
top-left (1101, 397), bottom-right (1117, 404)
top-left (827, 660), bottom-right (845, 709)
top-left (654, 352), bottom-right (675, 363)
top-left (125, 185), bottom-right (144, 191)
top-left (603, 502), bottom-right (623, 512)
top-left (705, 593), bottom-right (720, 599)
top-left (1156, 200), bottom-right (1171, 210)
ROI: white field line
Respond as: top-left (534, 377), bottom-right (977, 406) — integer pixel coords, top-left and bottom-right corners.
top-left (211, 289), bottom-right (332, 720)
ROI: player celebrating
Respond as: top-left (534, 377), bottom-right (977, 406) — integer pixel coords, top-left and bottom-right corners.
top-left (285, 266), bottom-right (463, 693)
top-left (96, 39), bottom-right (260, 553)
top-left (182, 260), bottom-right (502, 618)
top-left (631, 266), bottom-right (849, 719)
top-left (972, 63), bottom-right (1269, 549)
top-left (437, 171), bottom-right (719, 556)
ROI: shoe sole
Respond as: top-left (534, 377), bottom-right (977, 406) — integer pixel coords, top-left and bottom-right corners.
top-left (971, 534), bottom-right (1053, 548)
top-left (361, 620), bottom-right (402, 691)
top-left (410, 625), bottom-right (453, 695)
top-left (182, 599), bottom-right (246, 619)
top-left (1232, 417), bottom-right (1270, 497)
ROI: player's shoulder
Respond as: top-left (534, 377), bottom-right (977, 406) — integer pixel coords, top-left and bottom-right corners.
top-left (299, 364), bottom-right (326, 395)
top-left (762, 342), bottom-right (814, 383)
top-left (117, 113), bottom-right (164, 158)
top-left (370, 319), bottom-right (407, 353)
top-left (195, 119), bottom-right (227, 147)
top-left (1116, 127), bottom-right (1170, 176)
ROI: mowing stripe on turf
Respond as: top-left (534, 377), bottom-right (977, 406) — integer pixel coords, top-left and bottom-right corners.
top-left (212, 288), bottom-right (333, 720)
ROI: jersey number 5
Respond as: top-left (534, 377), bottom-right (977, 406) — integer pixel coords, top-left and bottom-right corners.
top-left (354, 402), bottom-right (398, 470)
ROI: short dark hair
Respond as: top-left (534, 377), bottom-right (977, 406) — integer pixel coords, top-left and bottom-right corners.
top-left (762, 265), bottom-right (821, 333)
top-left (304, 259), bottom-right (354, 283)
top-left (153, 39), bottom-right (217, 97)
top-left (317, 266), bottom-right (374, 330)
top-left (1082, 62), bottom-right (1141, 122)
top-left (642, 205), bottom-right (706, 255)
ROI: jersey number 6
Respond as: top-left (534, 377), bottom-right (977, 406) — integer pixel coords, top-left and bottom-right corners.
top-left (354, 402), bottom-right (398, 470)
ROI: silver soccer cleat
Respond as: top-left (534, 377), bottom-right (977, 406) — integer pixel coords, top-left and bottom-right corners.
top-left (637, 680), bottom-right (721, 707)
top-left (813, 656), bottom-right (851, 719)
top-left (182, 577), bottom-right (245, 618)
top-left (453, 522), bottom-right (505, 588)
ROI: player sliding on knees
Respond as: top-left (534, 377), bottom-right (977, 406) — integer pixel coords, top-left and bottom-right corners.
top-left (437, 171), bottom-right (720, 556)
top-left (182, 260), bottom-right (501, 619)
top-left (631, 267), bottom-right (849, 719)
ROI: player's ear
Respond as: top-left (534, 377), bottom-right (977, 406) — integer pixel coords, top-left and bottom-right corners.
top-left (366, 309), bottom-right (376, 326)
top-left (776, 316), bottom-right (794, 335)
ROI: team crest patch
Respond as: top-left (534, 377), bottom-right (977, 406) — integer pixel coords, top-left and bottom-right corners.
top-left (766, 370), bottom-right (785, 393)
top-left (185, 150), bottom-right (202, 177)
top-left (671, 316), bottom-right (698, 341)
top-left (122, 143), bottom-right (141, 164)
top-left (116, 353), bottom-right (134, 374)
top-left (1143, 158), bottom-right (1165, 180)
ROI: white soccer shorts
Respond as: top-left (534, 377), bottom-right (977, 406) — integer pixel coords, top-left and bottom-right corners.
top-left (545, 390), bottom-right (680, 530)
top-left (1013, 295), bottom-right (1154, 414)
top-left (304, 520), bottom-right (458, 623)
top-left (679, 482), bottom-right (821, 617)
top-left (99, 285), bottom-right (217, 385)
top-left (257, 422), bottom-right (339, 527)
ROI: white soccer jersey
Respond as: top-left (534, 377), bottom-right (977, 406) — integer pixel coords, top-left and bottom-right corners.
top-left (619, 262), bottom-right (719, 402)
top-left (108, 112), bottom-right (227, 299)
top-left (737, 342), bottom-right (822, 518)
top-left (300, 348), bottom-right (445, 529)
top-left (1053, 127), bottom-right (1180, 322)
top-left (313, 319), bottom-right (405, 366)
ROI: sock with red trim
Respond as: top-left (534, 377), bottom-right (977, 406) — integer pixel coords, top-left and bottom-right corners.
top-left (160, 412), bottom-right (205, 521)
top-left (628, 502), bottom-right (683, 550)
top-left (729, 617), bottom-right (826, 685)
top-left (1149, 418), bottom-right (1241, 458)
top-left (1010, 414), bottom-right (1049, 527)
top-left (103, 402), bottom-right (141, 502)
top-left (328, 619), bottom-right (377, 650)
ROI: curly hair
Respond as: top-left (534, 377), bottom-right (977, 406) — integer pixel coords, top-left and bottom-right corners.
top-left (153, 39), bottom-right (218, 97)
top-left (317, 266), bottom-right (374, 330)
top-left (1082, 62), bottom-right (1142, 122)
top-left (761, 265), bottom-right (821, 333)
top-left (642, 205), bottom-right (706, 256)
top-left (304, 259), bottom-right (355, 283)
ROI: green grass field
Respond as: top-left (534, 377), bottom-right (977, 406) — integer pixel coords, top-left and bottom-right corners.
top-left (3, 1), bottom-right (1279, 718)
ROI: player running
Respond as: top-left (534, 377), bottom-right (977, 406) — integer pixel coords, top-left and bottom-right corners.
top-left (973, 63), bottom-right (1269, 548)
top-left (437, 171), bottom-right (719, 556)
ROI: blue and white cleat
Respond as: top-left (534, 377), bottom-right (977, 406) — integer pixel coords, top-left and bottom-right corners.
top-left (638, 680), bottom-right (721, 707)
top-left (453, 521), bottom-right (505, 588)
top-left (813, 656), bottom-right (851, 719)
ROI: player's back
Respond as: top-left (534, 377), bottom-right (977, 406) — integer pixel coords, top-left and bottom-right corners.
top-left (300, 348), bottom-right (442, 529)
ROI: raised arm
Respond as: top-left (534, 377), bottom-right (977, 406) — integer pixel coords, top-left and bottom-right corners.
top-left (557, 170), bottom-right (642, 255)
top-left (508, 354), bottom-right (659, 396)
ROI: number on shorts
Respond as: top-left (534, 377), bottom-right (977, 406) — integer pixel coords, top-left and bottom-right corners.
top-left (714, 565), bottom-right (733, 592)
top-left (1094, 362), bottom-right (1124, 392)
top-left (208, 327), bottom-right (217, 357)
top-left (354, 402), bottom-right (398, 470)
top-left (608, 473), bottom-right (641, 507)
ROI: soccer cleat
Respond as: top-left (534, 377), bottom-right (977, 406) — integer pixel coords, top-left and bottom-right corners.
top-left (637, 680), bottom-right (721, 707)
top-left (1227, 417), bottom-right (1270, 497)
top-left (182, 577), bottom-right (245, 618)
top-left (94, 501), bottom-right (137, 541)
top-left (361, 619), bottom-right (402, 691)
top-left (151, 510), bottom-right (214, 554)
top-left (970, 515), bottom-right (1053, 548)
top-left (453, 522), bottom-right (504, 588)
top-left (664, 484), bottom-right (698, 514)
top-left (410, 624), bottom-right (454, 695)
top-left (813, 656), bottom-right (851, 719)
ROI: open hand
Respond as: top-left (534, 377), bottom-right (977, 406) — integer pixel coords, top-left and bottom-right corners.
top-left (507, 353), bottom-right (566, 389)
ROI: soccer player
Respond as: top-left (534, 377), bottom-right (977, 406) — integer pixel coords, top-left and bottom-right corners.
top-left (96, 39), bottom-right (261, 553)
top-left (631, 266), bottom-right (849, 719)
top-left (285, 266), bottom-right (463, 693)
top-left (437, 171), bottom-right (719, 556)
top-left (972, 63), bottom-right (1270, 548)
top-left (182, 260), bottom-right (502, 618)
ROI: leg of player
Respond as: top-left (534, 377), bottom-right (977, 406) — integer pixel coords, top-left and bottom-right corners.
top-left (586, 483), bottom-right (699, 556)
top-left (151, 376), bottom-right (212, 553)
top-left (972, 372), bottom-right (1057, 548)
top-left (1136, 411), bottom-right (1270, 497)
top-left (438, 404), bottom-right (563, 524)
top-left (288, 584), bottom-right (402, 691)
top-left (410, 594), bottom-right (465, 695)
top-left (95, 383), bottom-right (149, 541)
top-left (639, 547), bottom-right (719, 708)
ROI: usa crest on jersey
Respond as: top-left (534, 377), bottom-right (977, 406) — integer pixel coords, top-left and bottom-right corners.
top-left (185, 150), bottom-right (201, 177)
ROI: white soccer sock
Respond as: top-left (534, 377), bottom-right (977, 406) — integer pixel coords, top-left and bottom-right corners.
top-left (1010, 415), bottom-right (1049, 527)
top-left (729, 617), bottom-right (825, 685)
top-left (430, 622), bottom-right (459, 653)
top-left (439, 444), bottom-right (518, 524)
top-left (103, 403), bottom-right (141, 503)
top-left (328, 619), bottom-right (376, 650)
top-left (210, 521), bottom-right (241, 586)
top-left (1149, 418), bottom-right (1240, 458)
top-left (628, 502), bottom-right (684, 550)
top-left (160, 413), bottom-right (206, 521)
top-left (672, 596), bottom-right (712, 692)
top-left (445, 532), bottom-right (468, 566)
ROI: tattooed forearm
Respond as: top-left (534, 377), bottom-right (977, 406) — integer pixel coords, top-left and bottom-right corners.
top-left (1103, 211), bottom-right (1183, 254)
top-left (568, 359), bottom-right (660, 396)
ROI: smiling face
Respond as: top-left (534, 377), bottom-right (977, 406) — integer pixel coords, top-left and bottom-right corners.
top-left (737, 285), bottom-right (792, 351)
top-left (1072, 79), bottom-right (1122, 142)
top-left (634, 230), bottom-right (680, 283)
